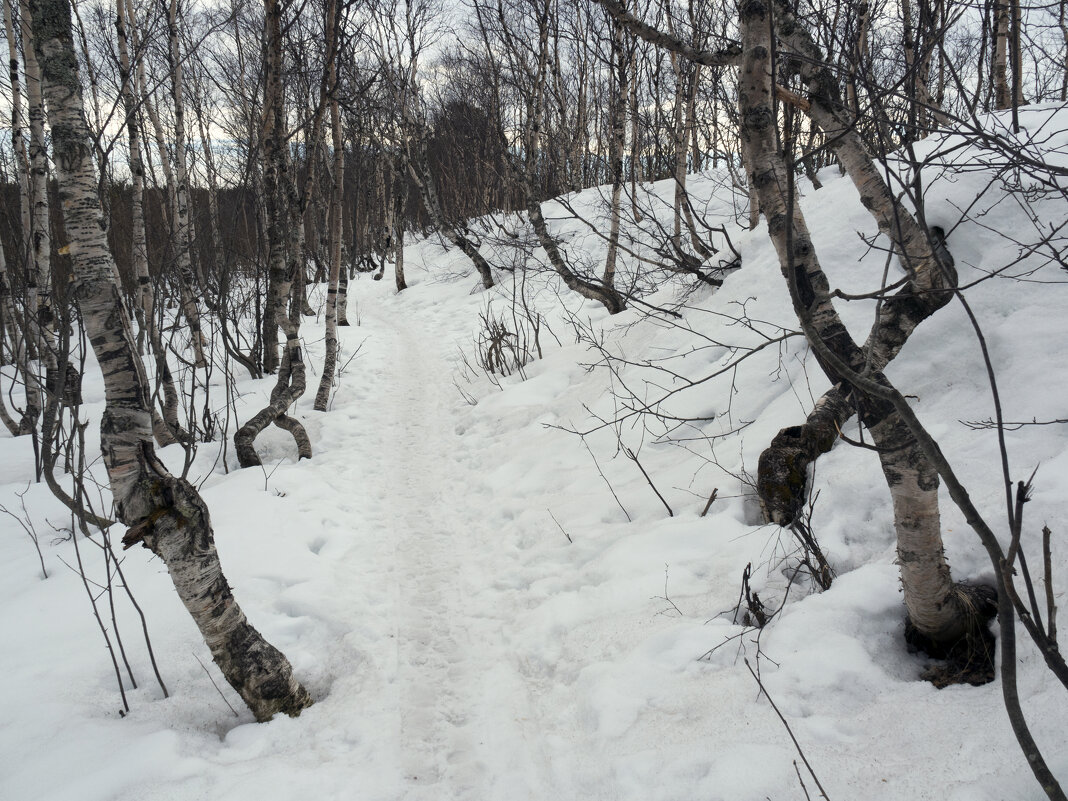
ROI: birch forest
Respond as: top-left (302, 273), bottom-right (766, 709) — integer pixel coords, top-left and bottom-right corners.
top-left (2, 0), bottom-right (1068, 798)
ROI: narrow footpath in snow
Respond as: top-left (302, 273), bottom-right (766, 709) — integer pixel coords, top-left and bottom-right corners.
top-left (353, 295), bottom-right (559, 801)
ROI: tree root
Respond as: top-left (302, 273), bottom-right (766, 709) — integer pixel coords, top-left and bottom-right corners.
top-left (906, 582), bottom-right (999, 687)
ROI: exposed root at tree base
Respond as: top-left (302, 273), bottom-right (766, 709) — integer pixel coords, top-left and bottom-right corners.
top-left (905, 583), bottom-right (998, 688)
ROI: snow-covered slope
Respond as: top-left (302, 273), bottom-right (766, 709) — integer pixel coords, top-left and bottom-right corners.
top-left (2, 105), bottom-right (1066, 801)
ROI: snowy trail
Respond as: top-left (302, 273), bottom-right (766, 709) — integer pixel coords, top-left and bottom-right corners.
top-left (384, 316), bottom-right (474, 794)
top-left (360, 300), bottom-right (556, 801)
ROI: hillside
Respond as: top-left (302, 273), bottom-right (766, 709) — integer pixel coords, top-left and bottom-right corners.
top-left (1, 105), bottom-right (1066, 801)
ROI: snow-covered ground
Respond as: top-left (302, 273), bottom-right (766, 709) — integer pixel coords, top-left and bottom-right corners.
top-left (2, 106), bottom-right (1067, 801)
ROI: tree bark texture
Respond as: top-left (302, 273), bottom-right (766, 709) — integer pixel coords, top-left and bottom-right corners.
top-left (18, 0), bottom-right (52, 336)
top-left (392, 151), bottom-right (409, 292)
top-left (0, 244), bottom-right (26, 436)
top-left (163, 0), bottom-right (207, 368)
top-left (29, 0), bottom-right (311, 721)
top-left (994, 0), bottom-right (1010, 109)
top-left (737, 0), bottom-right (976, 648)
top-left (603, 16), bottom-right (626, 292)
top-left (115, 0), bottom-right (183, 447)
top-left (757, 0), bottom-right (960, 525)
top-left (114, 0), bottom-right (148, 345)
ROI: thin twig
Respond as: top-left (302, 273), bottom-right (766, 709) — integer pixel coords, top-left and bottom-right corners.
top-left (106, 538), bottom-right (169, 698)
top-left (744, 658), bottom-right (831, 800)
top-left (193, 653), bottom-right (239, 717)
top-left (624, 446), bottom-right (673, 517)
top-left (548, 509), bottom-right (573, 544)
top-left (1043, 526), bottom-right (1057, 643)
top-left (700, 488), bottom-right (719, 517)
top-left (653, 564), bottom-right (684, 617)
top-left (580, 435), bottom-right (632, 522)
top-left (794, 760), bottom-right (813, 801)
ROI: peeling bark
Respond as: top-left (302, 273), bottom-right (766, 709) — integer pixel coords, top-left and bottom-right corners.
top-left (757, 383), bottom-right (853, 525)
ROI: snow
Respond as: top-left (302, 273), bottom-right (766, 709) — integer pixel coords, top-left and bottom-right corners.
top-left (2, 105), bottom-right (1067, 800)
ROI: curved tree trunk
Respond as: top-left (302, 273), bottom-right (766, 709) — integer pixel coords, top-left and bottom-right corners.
top-left (408, 147), bottom-right (495, 290)
top-left (528, 198), bottom-right (627, 314)
top-left (234, 0), bottom-right (313, 467)
top-left (756, 0), bottom-right (961, 525)
top-left (515, 6), bottom-right (626, 316)
top-left (737, 0), bottom-right (981, 657)
top-left (28, 0), bottom-right (311, 721)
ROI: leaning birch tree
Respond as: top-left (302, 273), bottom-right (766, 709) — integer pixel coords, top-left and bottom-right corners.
top-left (27, 0), bottom-right (312, 721)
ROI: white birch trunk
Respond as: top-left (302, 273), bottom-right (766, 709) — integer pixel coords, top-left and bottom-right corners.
top-left (995, 0), bottom-right (1010, 109)
top-left (3, 0), bottom-right (41, 434)
top-left (115, 0), bottom-right (182, 446)
top-left (739, 0), bottom-right (973, 647)
top-left (393, 151), bottom-right (408, 292)
top-left (603, 17), bottom-right (626, 291)
top-left (163, 0), bottom-right (206, 368)
top-left (235, 0), bottom-right (313, 467)
top-left (28, 0), bottom-right (311, 720)
top-left (315, 78), bottom-right (343, 412)
top-left (18, 0), bottom-right (51, 334)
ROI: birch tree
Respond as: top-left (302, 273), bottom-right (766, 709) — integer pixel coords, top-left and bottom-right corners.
top-left (234, 0), bottom-right (314, 466)
top-left (315, 0), bottom-right (343, 411)
top-left (477, 0), bottom-right (627, 314)
top-left (162, 0), bottom-right (208, 369)
top-left (596, 0), bottom-right (1013, 671)
top-left (27, 0), bottom-right (312, 721)
top-left (3, 0), bottom-right (41, 436)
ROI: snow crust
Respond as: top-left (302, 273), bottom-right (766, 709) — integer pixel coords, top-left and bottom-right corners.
top-left (2, 105), bottom-right (1067, 800)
